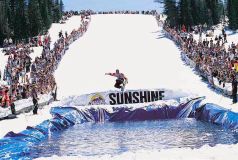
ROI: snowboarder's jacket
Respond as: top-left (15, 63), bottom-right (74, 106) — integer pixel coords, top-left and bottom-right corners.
top-left (107, 72), bottom-right (127, 81)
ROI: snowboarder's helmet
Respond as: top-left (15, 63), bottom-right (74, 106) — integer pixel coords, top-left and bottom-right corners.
top-left (116, 69), bottom-right (119, 73)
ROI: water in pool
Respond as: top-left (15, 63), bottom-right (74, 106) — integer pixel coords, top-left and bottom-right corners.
top-left (30, 119), bottom-right (238, 158)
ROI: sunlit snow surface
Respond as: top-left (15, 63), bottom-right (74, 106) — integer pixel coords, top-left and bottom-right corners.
top-left (35, 144), bottom-right (238, 160)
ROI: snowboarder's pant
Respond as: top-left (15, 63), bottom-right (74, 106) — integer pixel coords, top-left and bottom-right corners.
top-left (33, 98), bottom-right (38, 114)
top-left (114, 79), bottom-right (124, 89)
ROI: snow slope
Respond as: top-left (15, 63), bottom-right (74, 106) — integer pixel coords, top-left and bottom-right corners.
top-left (55, 14), bottom-right (237, 111)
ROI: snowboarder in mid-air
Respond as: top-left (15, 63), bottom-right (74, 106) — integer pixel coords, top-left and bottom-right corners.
top-left (105, 69), bottom-right (128, 91)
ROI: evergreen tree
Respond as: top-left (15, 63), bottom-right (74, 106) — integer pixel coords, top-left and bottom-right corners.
top-left (39, 0), bottom-right (52, 32)
top-left (8, 0), bottom-right (16, 32)
top-left (157, 0), bottom-right (224, 29)
top-left (14, 0), bottom-right (29, 42)
top-left (28, 0), bottom-right (43, 36)
top-left (190, 0), bottom-right (209, 26)
top-left (52, 0), bottom-right (61, 23)
top-left (163, 0), bottom-right (178, 27)
top-left (206, 0), bottom-right (223, 25)
top-left (60, 0), bottom-right (64, 16)
top-left (0, 0), bottom-right (12, 45)
top-left (0, 1), bottom-right (6, 44)
top-left (227, 0), bottom-right (238, 29)
top-left (0, 0), bottom-right (64, 45)
top-left (47, 0), bottom-right (53, 25)
top-left (178, 0), bottom-right (193, 28)
top-left (190, 0), bottom-right (200, 25)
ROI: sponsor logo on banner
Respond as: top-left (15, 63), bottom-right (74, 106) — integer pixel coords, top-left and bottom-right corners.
top-left (108, 90), bottom-right (165, 105)
top-left (88, 93), bottom-right (106, 105)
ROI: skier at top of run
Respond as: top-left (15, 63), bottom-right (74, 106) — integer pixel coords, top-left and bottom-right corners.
top-left (105, 69), bottom-right (128, 91)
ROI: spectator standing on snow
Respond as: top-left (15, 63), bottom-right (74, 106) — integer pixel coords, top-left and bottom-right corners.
top-left (1, 88), bottom-right (10, 108)
top-left (31, 84), bottom-right (39, 114)
top-left (25, 55), bottom-right (32, 73)
top-left (8, 38), bottom-right (13, 46)
top-left (9, 94), bottom-right (16, 115)
top-left (232, 75), bottom-right (237, 104)
top-left (3, 38), bottom-right (8, 47)
top-left (38, 35), bottom-right (42, 46)
top-left (65, 31), bottom-right (68, 38)
top-left (59, 31), bottom-right (63, 38)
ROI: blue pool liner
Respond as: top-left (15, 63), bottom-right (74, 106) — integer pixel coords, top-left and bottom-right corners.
top-left (1, 97), bottom-right (238, 159)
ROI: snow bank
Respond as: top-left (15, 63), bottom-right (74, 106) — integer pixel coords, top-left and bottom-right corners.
top-left (0, 94), bottom-right (52, 119)
top-left (34, 144), bottom-right (238, 160)
top-left (0, 94), bottom-right (53, 138)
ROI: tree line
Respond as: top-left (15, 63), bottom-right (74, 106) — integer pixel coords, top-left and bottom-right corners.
top-left (157, 0), bottom-right (238, 30)
top-left (0, 0), bottom-right (64, 46)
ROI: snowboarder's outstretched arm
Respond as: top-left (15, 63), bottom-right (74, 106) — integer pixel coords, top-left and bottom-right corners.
top-left (105, 72), bottom-right (116, 77)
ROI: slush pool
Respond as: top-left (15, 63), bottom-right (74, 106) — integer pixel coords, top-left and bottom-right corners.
top-left (30, 119), bottom-right (238, 158)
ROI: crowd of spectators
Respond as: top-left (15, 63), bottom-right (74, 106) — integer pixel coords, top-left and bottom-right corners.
top-left (60, 10), bottom-right (93, 24)
top-left (0, 11), bottom-right (91, 112)
top-left (96, 10), bottom-right (158, 15)
top-left (2, 35), bottom-right (48, 49)
top-left (163, 22), bottom-right (238, 94)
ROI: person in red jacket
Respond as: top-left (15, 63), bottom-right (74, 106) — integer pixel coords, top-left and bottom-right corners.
top-left (105, 69), bottom-right (128, 91)
top-left (1, 87), bottom-right (10, 108)
top-left (182, 24), bottom-right (186, 33)
top-left (38, 35), bottom-right (42, 46)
